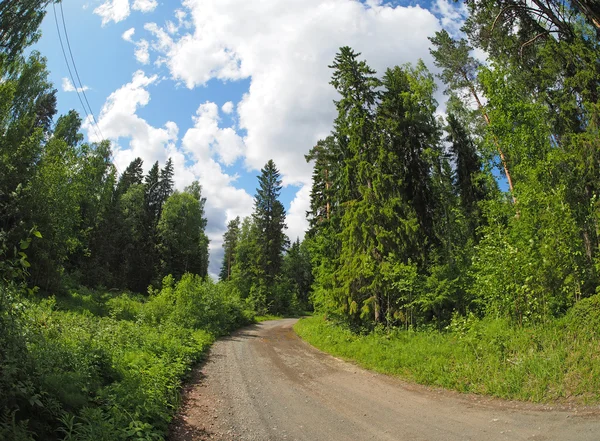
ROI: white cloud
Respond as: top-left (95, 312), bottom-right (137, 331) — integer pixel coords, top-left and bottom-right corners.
top-left (222, 101), bottom-right (234, 114)
top-left (287, 184), bottom-right (311, 243)
top-left (94, 0), bottom-right (130, 25)
top-left (62, 77), bottom-right (89, 93)
top-left (122, 27), bottom-right (135, 42)
top-left (432, 0), bottom-right (469, 37)
top-left (143, 0), bottom-right (443, 238)
top-left (132, 0), bottom-right (158, 13)
top-left (87, 73), bottom-right (253, 278)
top-left (148, 1), bottom-right (441, 184)
top-left (135, 40), bottom-right (150, 64)
top-left (184, 102), bottom-right (245, 167)
top-left (122, 27), bottom-right (151, 64)
top-left (94, 0), bottom-right (157, 25)
top-left (84, 70), bottom-right (176, 168)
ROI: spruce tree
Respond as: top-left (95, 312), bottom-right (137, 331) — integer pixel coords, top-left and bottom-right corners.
top-left (117, 157), bottom-right (144, 196)
top-left (145, 161), bottom-right (161, 224)
top-left (158, 158), bottom-right (175, 213)
top-left (220, 216), bottom-right (241, 281)
top-left (253, 160), bottom-right (288, 284)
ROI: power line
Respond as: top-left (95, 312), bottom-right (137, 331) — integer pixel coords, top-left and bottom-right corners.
top-left (52, 1), bottom-right (121, 177)
top-left (52, 1), bottom-right (102, 141)
top-left (58, 0), bottom-right (105, 142)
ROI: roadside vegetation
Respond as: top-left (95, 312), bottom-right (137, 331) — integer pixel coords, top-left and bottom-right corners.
top-left (297, 1), bottom-right (600, 406)
top-left (0, 3), bottom-right (307, 441)
top-left (1, 277), bottom-right (252, 441)
top-left (296, 295), bottom-right (600, 404)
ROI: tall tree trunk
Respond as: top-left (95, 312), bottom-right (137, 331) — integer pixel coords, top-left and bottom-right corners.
top-left (467, 81), bottom-right (517, 204)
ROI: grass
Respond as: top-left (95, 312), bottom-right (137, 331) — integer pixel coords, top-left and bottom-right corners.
top-left (294, 297), bottom-right (600, 405)
top-left (255, 314), bottom-right (284, 322)
top-left (255, 310), bottom-right (312, 322)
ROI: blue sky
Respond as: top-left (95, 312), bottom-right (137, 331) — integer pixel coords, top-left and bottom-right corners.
top-left (33, 0), bottom-right (468, 277)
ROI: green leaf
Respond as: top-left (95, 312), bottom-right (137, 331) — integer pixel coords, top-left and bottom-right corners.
top-left (33, 230), bottom-right (42, 238)
top-left (20, 239), bottom-right (30, 250)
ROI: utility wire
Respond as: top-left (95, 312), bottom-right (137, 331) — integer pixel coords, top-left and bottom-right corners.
top-left (52, 1), bottom-right (102, 141)
top-left (53, 1), bottom-right (121, 177)
top-left (58, 0), bottom-right (105, 142)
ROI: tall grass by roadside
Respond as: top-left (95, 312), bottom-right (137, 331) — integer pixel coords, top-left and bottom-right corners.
top-left (295, 295), bottom-right (600, 404)
top-left (1, 275), bottom-right (253, 441)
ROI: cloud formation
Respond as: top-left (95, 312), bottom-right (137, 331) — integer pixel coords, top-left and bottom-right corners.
top-left (89, 0), bottom-right (470, 276)
top-left (94, 0), bottom-right (158, 25)
top-left (86, 71), bottom-right (253, 277)
top-left (62, 77), bottom-right (89, 93)
top-left (147, 0), bottom-right (442, 184)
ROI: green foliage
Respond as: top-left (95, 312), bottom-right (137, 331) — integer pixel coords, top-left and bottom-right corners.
top-left (228, 161), bottom-right (299, 315)
top-left (143, 274), bottom-right (252, 335)
top-left (157, 186), bottom-right (209, 280)
top-left (296, 312), bottom-right (600, 403)
top-left (0, 278), bottom-right (253, 441)
top-left (219, 216), bottom-right (240, 281)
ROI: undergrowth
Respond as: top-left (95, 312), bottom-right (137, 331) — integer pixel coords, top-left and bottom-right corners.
top-left (0, 274), bottom-right (253, 441)
top-left (295, 296), bottom-right (600, 404)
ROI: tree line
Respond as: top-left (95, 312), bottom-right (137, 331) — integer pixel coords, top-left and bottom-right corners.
top-left (3, 0), bottom-right (600, 325)
top-left (304, 1), bottom-right (600, 329)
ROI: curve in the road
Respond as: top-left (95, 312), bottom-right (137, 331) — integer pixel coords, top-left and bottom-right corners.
top-left (169, 319), bottom-right (600, 441)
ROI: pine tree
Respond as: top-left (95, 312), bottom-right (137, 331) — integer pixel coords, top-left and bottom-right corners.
top-left (220, 216), bottom-right (241, 281)
top-left (429, 30), bottom-right (515, 202)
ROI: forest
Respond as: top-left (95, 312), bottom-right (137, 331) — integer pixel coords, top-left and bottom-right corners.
top-left (1, 0), bottom-right (600, 440)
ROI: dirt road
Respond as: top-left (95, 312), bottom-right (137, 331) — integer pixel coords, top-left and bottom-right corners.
top-left (170, 319), bottom-right (600, 441)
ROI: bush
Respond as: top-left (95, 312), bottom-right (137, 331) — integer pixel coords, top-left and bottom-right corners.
top-left (142, 274), bottom-right (252, 335)
top-left (0, 274), bottom-right (254, 441)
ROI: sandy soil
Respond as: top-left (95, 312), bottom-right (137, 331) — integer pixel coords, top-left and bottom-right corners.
top-left (169, 319), bottom-right (600, 441)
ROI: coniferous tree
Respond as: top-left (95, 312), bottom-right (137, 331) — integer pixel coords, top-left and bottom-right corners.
top-left (445, 111), bottom-right (487, 237)
top-left (253, 160), bottom-right (288, 284)
top-left (158, 158), bottom-right (175, 213)
top-left (145, 161), bottom-right (161, 224)
top-left (220, 216), bottom-right (241, 281)
top-left (282, 239), bottom-right (313, 309)
top-left (117, 157), bottom-right (144, 195)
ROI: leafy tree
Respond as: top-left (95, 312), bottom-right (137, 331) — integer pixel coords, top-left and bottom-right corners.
top-left (0, 52), bottom-right (57, 283)
top-left (0, 0), bottom-right (55, 68)
top-left (429, 30), bottom-right (515, 200)
top-left (157, 183), bottom-right (209, 280)
top-left (282, 239), bottom-right (313, 309)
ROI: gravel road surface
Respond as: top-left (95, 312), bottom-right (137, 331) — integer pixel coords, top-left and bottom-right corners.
top-left (169, 319), bottom-right (600, 441)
